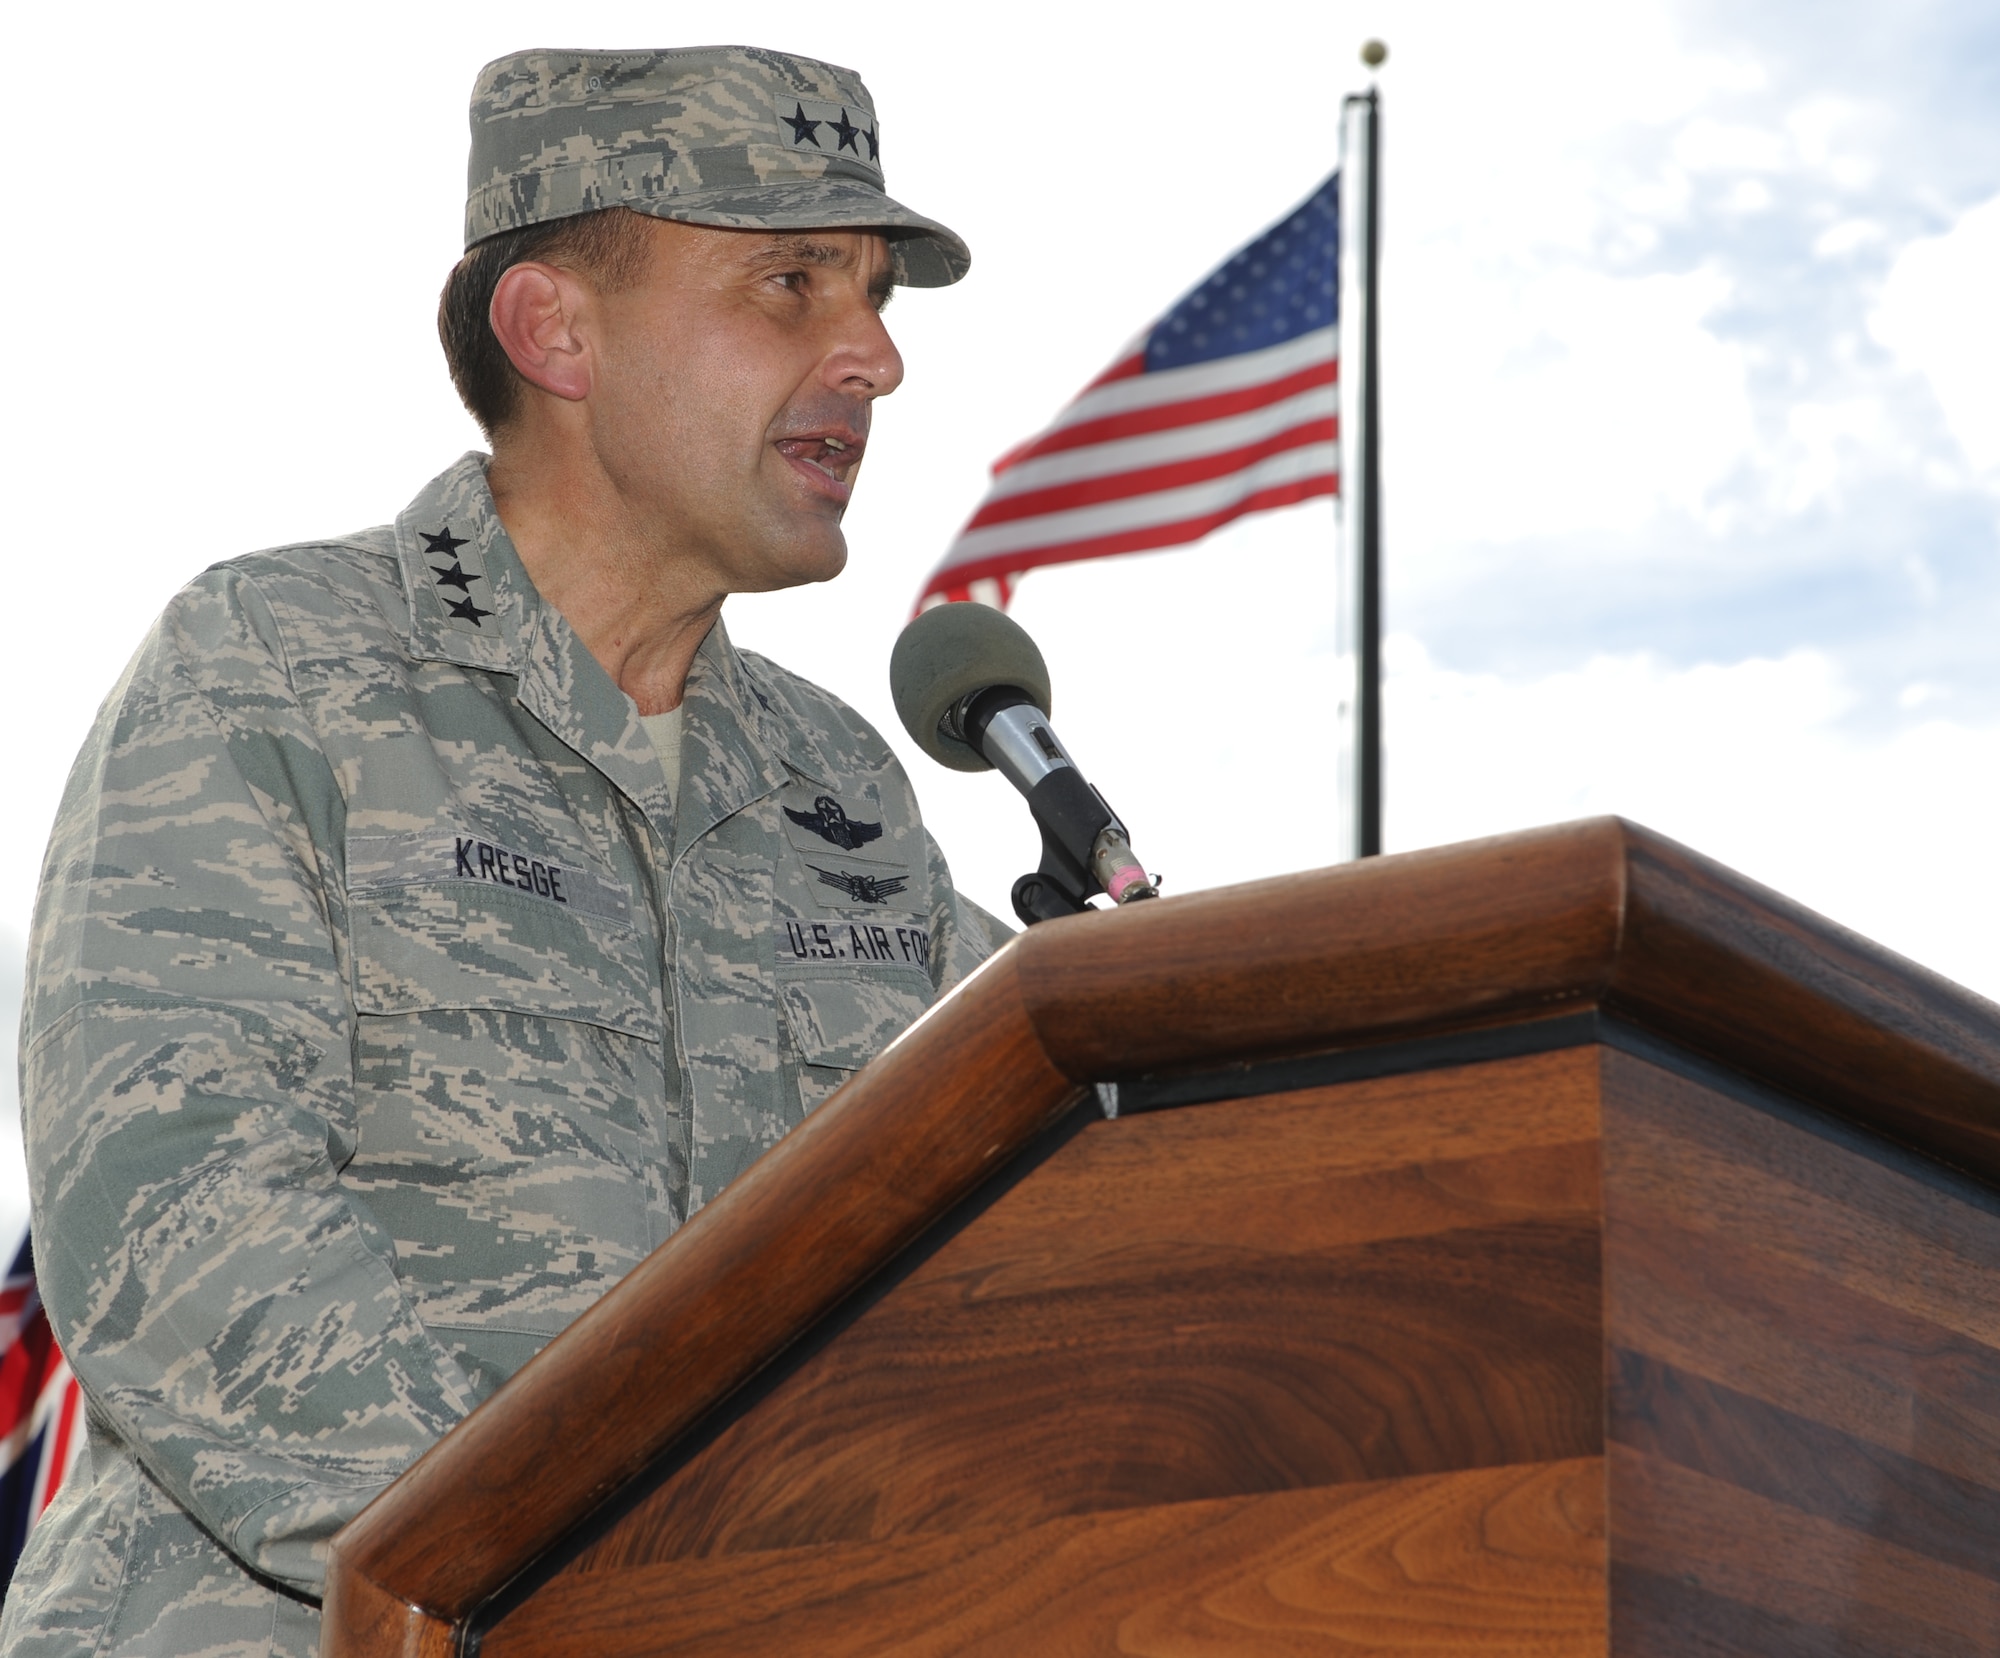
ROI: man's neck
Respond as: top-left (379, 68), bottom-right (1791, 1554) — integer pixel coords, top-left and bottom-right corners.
top-left (487, 443), bottom-right (721, 717)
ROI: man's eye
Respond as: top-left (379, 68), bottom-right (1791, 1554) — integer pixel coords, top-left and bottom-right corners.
top-left (776, 270), bottom-right (808, 291)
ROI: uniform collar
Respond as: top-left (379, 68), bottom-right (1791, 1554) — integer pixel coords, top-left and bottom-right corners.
top-left (395, 451), bottom-right (521, 673)
top-left (394, 454), bottom-right (839, 837)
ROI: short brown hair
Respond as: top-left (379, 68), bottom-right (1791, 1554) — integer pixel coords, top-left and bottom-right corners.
top-left (438, 207), bottom-right (656, 438)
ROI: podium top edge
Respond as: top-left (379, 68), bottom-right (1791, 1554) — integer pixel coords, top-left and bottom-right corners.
top-left (1011, 816), bottom-right (2000, 1182)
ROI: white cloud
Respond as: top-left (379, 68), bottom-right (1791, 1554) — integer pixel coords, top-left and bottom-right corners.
top-left (1724, 179), bottom-right (1775, 214)
top-left (1674, 119), bottom-right (1792, 174)
top-left (1872, 192), bottom-right (2000, 473)
top-left (1385, 635), bottom-right (2000, 1000)
top-left (1648, 97), bottom-right (1880, 202)
top-left (1813, 218), bottom-right (1885, 258)
top-left (1778, 396), bottom-right (1896, 512)
top-left (1786, 96), bottom-right (1881, 189)
top-left (1392, 259), bottom-right (1753, 560)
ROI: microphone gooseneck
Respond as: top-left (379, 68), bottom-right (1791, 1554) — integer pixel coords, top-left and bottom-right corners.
top-left (891, 605), bottom-right (1156, 926)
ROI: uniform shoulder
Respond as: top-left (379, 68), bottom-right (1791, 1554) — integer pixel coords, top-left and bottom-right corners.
top-left (736, 647), bottom-right (896, 770)
top-left (101, 529), bottom-right (415, 723)
top-left (169, 528), bottom-right (410, 645)
top-left (202, 525), bottom-right (400, 598)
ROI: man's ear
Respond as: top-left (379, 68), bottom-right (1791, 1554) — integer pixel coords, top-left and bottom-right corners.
top-left (489, 262), bottom-right (594, 403)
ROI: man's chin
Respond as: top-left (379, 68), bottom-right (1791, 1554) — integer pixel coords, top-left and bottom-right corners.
top-left (740, 531), bottom-right (849, 594)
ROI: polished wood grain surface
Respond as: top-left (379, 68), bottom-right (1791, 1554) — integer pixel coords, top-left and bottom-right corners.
top-left (1018, 818), bottom-right (2000, 1178)
top-left (482, 1051), bottom-right (1608, 1655)
top-left (320, 818), bottom-right (2000, 1654)
top-left (1607, 832), bottom-right (2000, 1174)
top-left (1015, 819), bottom-right (1625, 1077)
top-left (561, 1051), bottom-right (1603, 1572)
top-left (1602, 1049), bottom-right (2000, 1654)
top-left (491, 1460), bottom-right (1608, 1658)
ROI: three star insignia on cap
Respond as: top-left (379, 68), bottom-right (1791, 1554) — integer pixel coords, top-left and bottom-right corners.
top-left (424, 524), bottom-right (492, 627)
top-left (778, 100), bottom-right (878, 163)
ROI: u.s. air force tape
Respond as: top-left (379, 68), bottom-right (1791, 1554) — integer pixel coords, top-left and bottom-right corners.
top-left (347, 830), bottom-right (633, 928)
top-left (779, 918), bottom-right (931, 969)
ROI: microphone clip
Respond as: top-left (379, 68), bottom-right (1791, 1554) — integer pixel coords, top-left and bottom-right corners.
top-left (1011, 818), bottom-right (1156, 925)
top-left (944, 686), bottom-right (1158, 927)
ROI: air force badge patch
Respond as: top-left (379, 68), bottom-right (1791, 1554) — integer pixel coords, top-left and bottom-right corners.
top-left (786, 794), bottom-right (885, 851)
top-left (780, 781), bottom-right (915, 915)
top-left (810, 864), bottom-right (910, 906)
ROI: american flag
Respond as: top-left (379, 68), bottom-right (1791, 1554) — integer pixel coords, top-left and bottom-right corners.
top-left (916, 171), bottom-right (1339, 611)
top-left (2, 1233), bottom-right (85, 1596)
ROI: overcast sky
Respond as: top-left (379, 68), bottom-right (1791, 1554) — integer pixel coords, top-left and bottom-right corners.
top-left (4, 0), bottom-right (1998, 1241)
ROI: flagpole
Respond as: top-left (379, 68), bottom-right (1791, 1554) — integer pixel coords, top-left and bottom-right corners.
top-left (1339, 48), bottom-right (1386, 860)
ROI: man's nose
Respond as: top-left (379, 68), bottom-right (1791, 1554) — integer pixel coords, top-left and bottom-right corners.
top-left (825, 299), bottom-right (905, 400)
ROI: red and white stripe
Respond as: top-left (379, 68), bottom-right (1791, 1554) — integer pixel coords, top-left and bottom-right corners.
top-left (2, 1267), bottom-right (85, 1524)
top-left (918, 324), bottom-right (1337, 610)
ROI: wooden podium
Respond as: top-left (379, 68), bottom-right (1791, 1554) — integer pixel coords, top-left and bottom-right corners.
top-left (322, 819), bottom-right (2000, 1656)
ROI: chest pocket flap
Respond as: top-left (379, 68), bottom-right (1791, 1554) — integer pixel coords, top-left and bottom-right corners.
top-left (348, 829), bottom-right (660, 1042)
top-left (778, 969), bottom-right (933, 1073)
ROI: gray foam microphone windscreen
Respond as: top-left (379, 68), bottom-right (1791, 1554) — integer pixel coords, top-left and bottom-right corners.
top-left (889, 603), bottom-right (1054, 772)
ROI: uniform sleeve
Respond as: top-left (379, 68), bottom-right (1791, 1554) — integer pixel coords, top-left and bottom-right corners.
top-left (921, 830), bottom-right (1014, 994)
top-left (21, 569), bottom-right (479, 1597)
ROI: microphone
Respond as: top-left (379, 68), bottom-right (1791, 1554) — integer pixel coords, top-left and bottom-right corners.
top-left (890, 603), bottom-right (1157, 926)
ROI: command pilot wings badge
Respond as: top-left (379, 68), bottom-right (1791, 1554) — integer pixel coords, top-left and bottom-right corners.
top-left (786, 795), bottom-right (885, 851)
top-left (810, 864), bottom-right (909, 905)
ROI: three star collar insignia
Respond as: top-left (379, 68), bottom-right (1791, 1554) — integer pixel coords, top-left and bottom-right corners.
top-left (422, 523), bottom-right (494, 631)
top-left (775, 95), bottom-right (881, 171)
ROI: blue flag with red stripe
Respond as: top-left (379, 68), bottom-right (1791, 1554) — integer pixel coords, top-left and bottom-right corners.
top-left (3, 1232), bottom-right (85, 1596)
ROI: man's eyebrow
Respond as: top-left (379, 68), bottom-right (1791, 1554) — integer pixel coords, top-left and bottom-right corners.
top-left (750, 234), bottom-right (898, 308)
top-left (758, 235), bottom-right (852, 268)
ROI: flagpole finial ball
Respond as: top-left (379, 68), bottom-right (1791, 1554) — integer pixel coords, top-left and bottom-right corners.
top-left (1360, 39), bottom-right (1388, 67)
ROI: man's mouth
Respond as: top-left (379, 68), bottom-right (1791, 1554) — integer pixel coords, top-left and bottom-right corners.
top-left (774, 432), bottom-right (866, 499)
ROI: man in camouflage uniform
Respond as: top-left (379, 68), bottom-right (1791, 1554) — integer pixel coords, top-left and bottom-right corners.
top-left (2, 47), bottom-right (1002, 1656)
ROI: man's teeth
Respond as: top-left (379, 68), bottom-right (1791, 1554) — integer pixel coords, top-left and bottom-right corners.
top-left (781, 436), bottom-right (854, 481)
top-left (800, 437), bottom-right (853, 480)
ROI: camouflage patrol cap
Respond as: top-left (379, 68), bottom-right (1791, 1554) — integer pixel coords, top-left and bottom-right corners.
top-left (465, 45), bottom-right (969, 288)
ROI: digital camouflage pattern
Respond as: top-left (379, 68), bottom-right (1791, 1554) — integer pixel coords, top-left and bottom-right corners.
top-left (0, 453), bottom-right (1005, 1654)
top-left (464, 45), bottom-right (971, 287)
